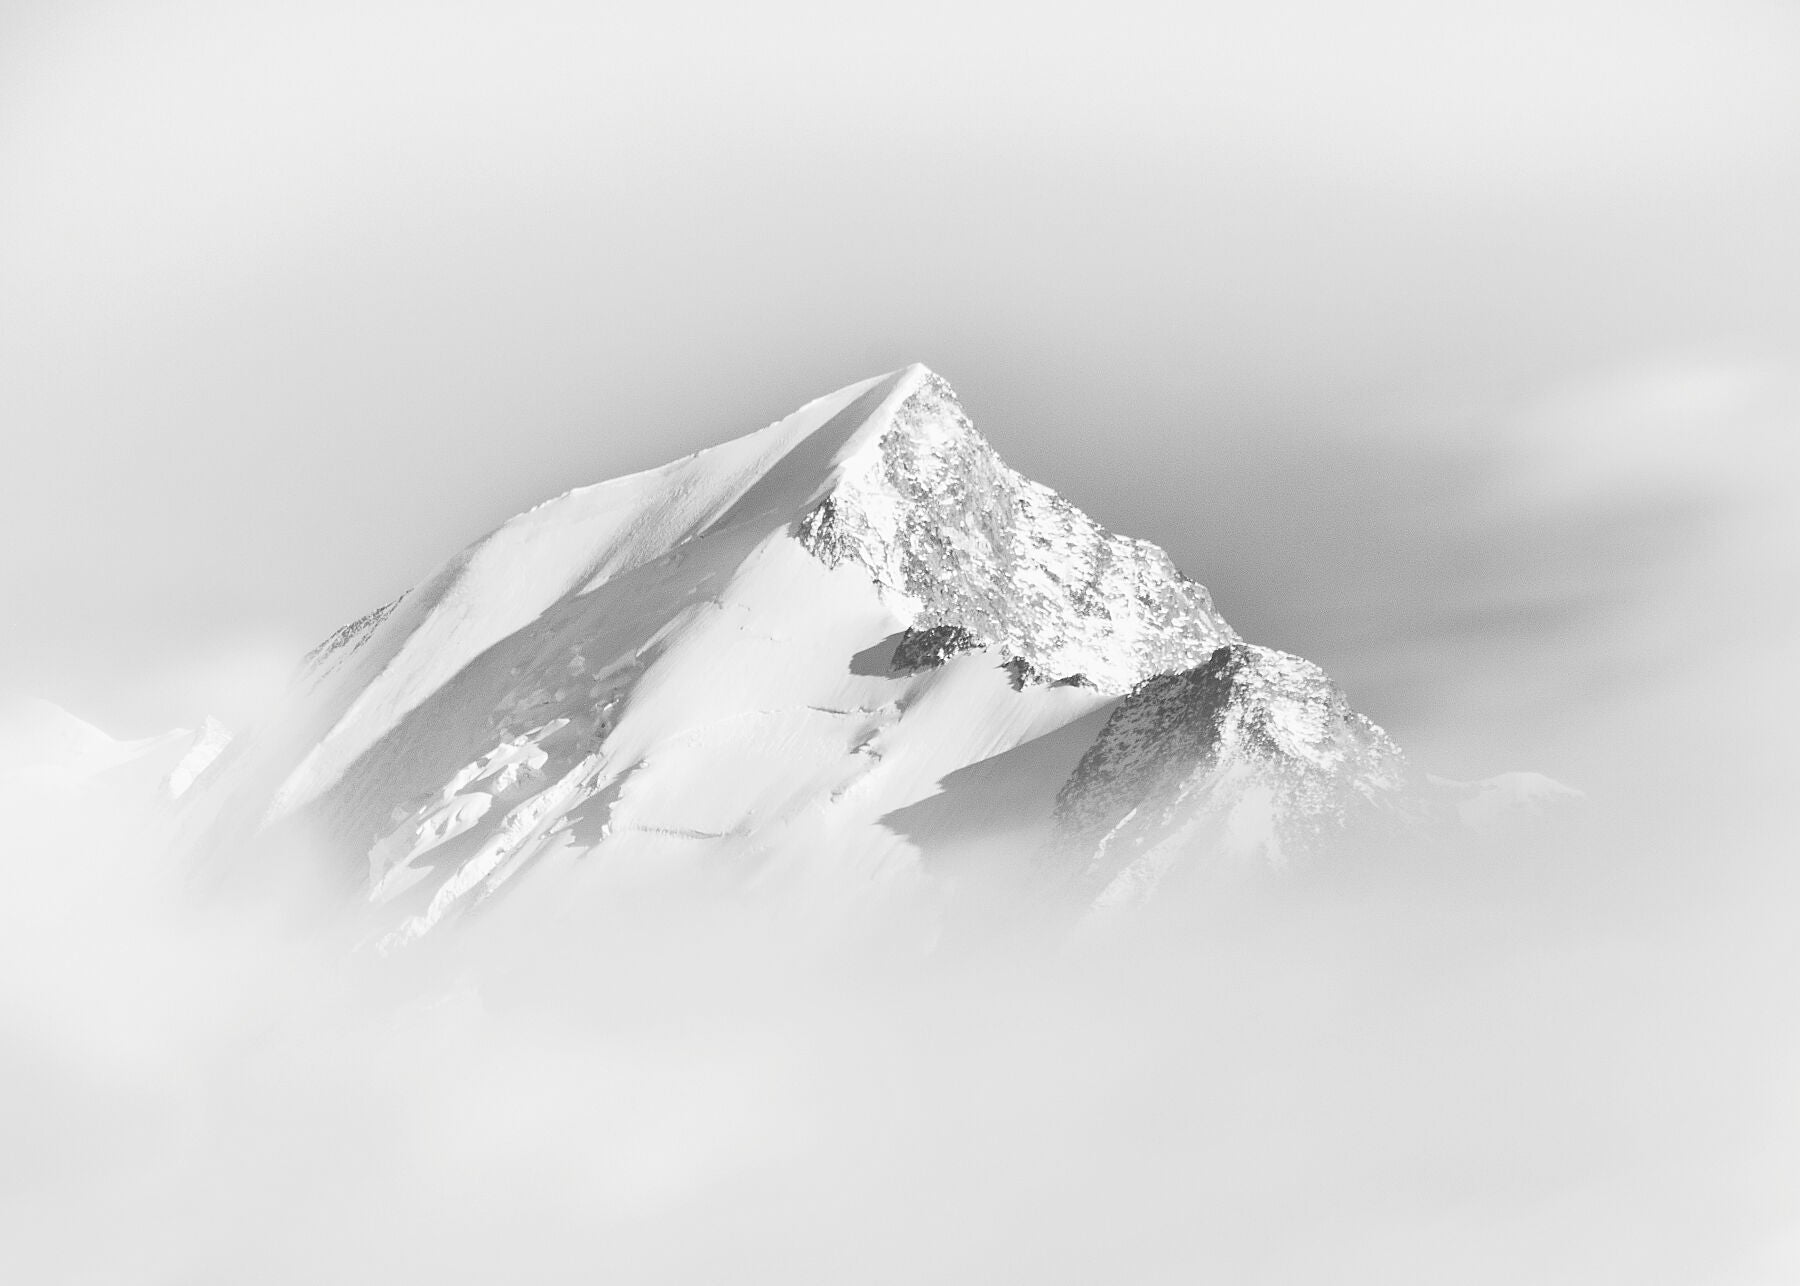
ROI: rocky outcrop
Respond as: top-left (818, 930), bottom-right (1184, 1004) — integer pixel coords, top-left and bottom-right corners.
top-left (798, 372), bottom-right (1235, 694)
top-left (889, 624), bottom-right (980, 673)
top-left (1049, 644), bottom-right (1430, 907)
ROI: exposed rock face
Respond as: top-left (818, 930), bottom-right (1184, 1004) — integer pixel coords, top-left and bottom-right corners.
top-left (890, 624), bottom-right (980, 673)
top-left (798, 373), bottom-right (1235, 694)
top-left (1050, 643), bottom-right (1429, 908)
top-left (297, 597), bottom-right (402, 690)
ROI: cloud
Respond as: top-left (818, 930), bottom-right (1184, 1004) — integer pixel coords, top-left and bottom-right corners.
top-left (0, 720), bottom-right (1793, 1284)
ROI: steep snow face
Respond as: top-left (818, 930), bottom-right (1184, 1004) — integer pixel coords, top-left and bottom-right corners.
top-left (1050, 644), bottom-right (1425, 908)
top-left (264, 371), bottom-right (906, 823)
top-left (798, 373), bottom-right (1235, 693)
top-left (181, 364), bottom-right (1237, 947)
top-left (177, 369), bottom-right (907, 855)
top-left (163, 717), bottom-right (233, 800)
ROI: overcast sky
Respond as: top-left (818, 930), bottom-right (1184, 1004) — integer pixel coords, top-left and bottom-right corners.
top-left (2, 0), bottom-right (1796, 783)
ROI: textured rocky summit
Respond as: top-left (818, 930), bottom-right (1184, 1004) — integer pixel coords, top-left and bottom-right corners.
top-left (798, 372), bottom-right (1235, 692)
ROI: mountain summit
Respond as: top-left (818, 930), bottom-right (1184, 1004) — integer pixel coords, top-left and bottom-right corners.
top-left (175, 366), bottom-right (1559, 943)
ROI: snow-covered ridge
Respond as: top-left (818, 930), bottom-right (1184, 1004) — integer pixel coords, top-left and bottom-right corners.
top-left (297, 597), bottom-right (403, 690)
top-left (798, 372), bottom-right (1236, 693)
top-left (198, 369), bottom-right (906, 831)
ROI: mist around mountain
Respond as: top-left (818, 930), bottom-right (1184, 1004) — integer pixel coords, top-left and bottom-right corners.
top-left (0, 368), bottom-right (1792, 1285)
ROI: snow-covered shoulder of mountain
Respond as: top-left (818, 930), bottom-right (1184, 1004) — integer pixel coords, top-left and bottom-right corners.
top-left (1048, 645), bottom-right (1424, 904)
top-left (164, 717), bottom-right (233, 799)
top-left (1046, 643), bottom-right (1579, 912)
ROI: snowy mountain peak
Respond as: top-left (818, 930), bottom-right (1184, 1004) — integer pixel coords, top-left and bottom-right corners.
top-left (160, 365), bottom-right (1569, 946)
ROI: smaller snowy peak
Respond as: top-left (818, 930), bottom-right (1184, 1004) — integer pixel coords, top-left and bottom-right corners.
top-left (798, 370), bottom-right (1236, 694)
top-left (1050, 644), bottom-right (1424, 905)
top-left (1427, 770), bottom-right (1585, 828)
